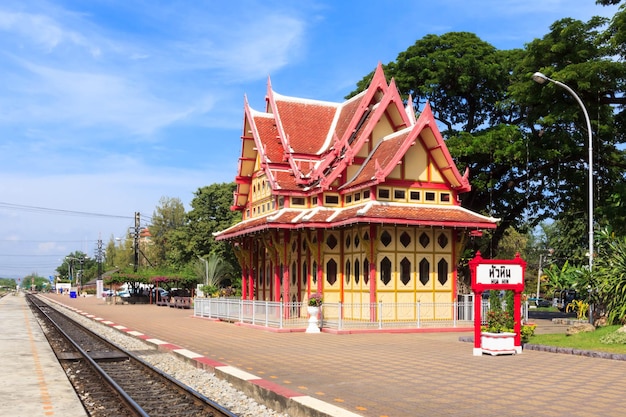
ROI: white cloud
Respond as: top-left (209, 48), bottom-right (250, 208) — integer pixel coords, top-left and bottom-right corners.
top-left (0, 9), bottom-right (100, 56)
top-left (2, 61), bottom-right (192, 135)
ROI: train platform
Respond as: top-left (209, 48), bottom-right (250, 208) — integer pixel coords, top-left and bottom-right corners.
top-left (37, 293), bottom-right (626, 416)
top-left (0, 292), bottom-right (87, 417)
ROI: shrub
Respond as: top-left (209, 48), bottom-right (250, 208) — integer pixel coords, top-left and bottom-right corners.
top-left (308, 293), bottom-right (323, 307)
top-left (600, 329), bottom-right (626, 344)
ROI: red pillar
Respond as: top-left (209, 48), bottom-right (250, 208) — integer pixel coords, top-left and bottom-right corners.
top-left (283, 265), bottom-right (290, 317)
top-left (369, 224), bottom-right (377, 321)
top-left (274, 262), bottom-right (281, 302)
top-left (316, 229), bottom-right (323, 294)
top-left (474, 291), bottom-right (483, 353)
top-left (248, 268), bottom-right (254, 300)
top-left (282, 231), bottom-right (290, 305)
top-left (514, 291), bottom-right (522, 348)
top-left (241, 268), bottom-right (247, 300)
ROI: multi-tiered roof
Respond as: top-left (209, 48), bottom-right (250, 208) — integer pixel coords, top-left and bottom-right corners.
top-left (215, 64), bottom-right (497, 240)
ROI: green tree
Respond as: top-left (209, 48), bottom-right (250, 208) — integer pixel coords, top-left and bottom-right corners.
top-left (173, 183), bottom-right (241, 276)
top-left (147, 196), bottom-right (187, 267)
top-left (20, 273), bottom-right (49, 291)
top-left (104, 234), bottom-right (134, 271)
top-left (55, 251), bottom-right (95, 285)
top-left (349, 15), bottom-right (626, 260)
top-left (520, 15), bottom-right (626, 255)
top-left (542, 261), bottom-right (586, 297)
top-left (0, 278), bottom-right (16, 290)
top-left (349, 32), bottom-right (511, 134)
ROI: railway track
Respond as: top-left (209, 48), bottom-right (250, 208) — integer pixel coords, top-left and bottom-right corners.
top-left (27, 294), bottom-right (239, 417)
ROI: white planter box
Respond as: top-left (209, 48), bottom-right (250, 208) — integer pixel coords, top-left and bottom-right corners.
top-left (481, 332), bottom-right (520, 355)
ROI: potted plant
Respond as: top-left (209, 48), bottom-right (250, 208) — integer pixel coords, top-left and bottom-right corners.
top-left (308, 292), bottom-right (323, 307)
top-left (306, 292), bottom-right (323, 333)
top-left (481, 308), bottom-right (517, 355)
top-left (480, 291), bottom-right (518, 355)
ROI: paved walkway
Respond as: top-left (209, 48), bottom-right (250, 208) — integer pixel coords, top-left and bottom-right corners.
top-left (43, 293), bottom-right (626, 417)
top-left (0, 292), bottom-right (87, 417)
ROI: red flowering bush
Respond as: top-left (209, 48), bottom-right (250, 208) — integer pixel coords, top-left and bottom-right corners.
top-left (483, 309), bottom-right (514, 333)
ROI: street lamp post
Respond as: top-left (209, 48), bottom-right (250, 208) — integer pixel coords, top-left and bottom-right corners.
top-left (66, 255), bottom-right (88, 294)
top-left (198, 255), bottom-right (209, 286)
top-left (536, 253), bottom-right (544, 305)
top-left (532, 72), bottom-right (594, 271)
top-left (535, 249), bottom-right (553, 305)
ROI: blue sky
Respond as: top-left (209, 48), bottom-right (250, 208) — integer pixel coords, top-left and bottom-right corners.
top-left (0, 0), bottom-right (619, 279)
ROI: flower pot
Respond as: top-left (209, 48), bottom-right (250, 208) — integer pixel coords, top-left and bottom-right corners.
top-left (306, 306), bottom-right (320, 333)
top-left (481, 332), bottom-right (519, 355)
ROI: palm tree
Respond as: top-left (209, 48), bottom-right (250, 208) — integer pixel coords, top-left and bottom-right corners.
top-left (196, 253), bottom-right (233, 295)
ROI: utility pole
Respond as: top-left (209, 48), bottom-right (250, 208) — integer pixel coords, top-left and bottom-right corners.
top-left (96, 238), bottom-right (103, 280)
top-left (130, 212), bottom-right (140, 272)
top-left (127, 212), bottom-right (152, 272)
top-left (95, 237), bottom-right (104, 297)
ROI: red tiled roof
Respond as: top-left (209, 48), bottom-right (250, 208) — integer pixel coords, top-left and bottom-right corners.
top-left (253, 114), bottom-right (282, 163)
top-left (334, 95), bottom-right (364, 143)
top-left (215, 201), bottom-right (498, 240)
top-left (274, 97), bottom-right (337, 155)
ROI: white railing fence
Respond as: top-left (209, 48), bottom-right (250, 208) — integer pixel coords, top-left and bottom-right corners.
top-left (193, 296), bottom-right (529, 331)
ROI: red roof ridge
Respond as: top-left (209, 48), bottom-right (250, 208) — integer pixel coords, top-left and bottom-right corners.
top-left (271, 90), bottom-right (343, 108)
top-left (405, 93), bottom-right (417, 125)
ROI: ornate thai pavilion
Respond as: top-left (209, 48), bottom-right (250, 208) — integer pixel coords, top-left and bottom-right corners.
top-left (214, 64), bottom-right (498, 321)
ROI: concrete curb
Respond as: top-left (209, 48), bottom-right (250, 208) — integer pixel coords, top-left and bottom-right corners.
top-left (458, 335), bottom-right (626, 361)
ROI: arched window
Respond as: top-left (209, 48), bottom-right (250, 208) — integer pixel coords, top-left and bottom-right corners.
top-left (291, 262), bottom-right (297, 286)
top-left (380, 257), bottom-right (392, 285)
top-left (326, 259), bottom-right (337, 285)
top-left (438, 258), bottom-right (449, 285)
top-left (400, 257), bottom-right (411, 285)
top-left (419, 258), bottom-right (430, 285)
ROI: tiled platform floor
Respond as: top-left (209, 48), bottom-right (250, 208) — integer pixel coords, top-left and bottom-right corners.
top-left (44, 294), bottom-right (625, 417)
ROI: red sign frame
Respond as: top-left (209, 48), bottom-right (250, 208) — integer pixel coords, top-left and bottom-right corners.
top-left (469, 251), bottom-right (527, 355)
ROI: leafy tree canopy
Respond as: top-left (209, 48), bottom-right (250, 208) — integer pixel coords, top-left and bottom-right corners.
top-left (349, 11), bottom-right (626, 261)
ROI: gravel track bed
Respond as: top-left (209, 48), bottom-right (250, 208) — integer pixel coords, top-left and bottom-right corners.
top-left (42, 297), bottom-right (291, 417)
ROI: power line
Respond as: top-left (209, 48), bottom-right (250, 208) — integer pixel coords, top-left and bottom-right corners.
top-left (0, 239), bottom-right (94, 243)
top-left (0, 201), bottom-right (134, 219)
top-left (0, 254), bottom-right (66, 257)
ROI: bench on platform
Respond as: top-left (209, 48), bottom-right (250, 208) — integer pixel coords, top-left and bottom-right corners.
top-left (156, 295), bottom-right (169, 306)
top-left (170, 296), bottom-right (191, 309)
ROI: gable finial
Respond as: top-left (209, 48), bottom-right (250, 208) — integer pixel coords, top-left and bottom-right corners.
top-left (405, 93), bottom-right (417, 125)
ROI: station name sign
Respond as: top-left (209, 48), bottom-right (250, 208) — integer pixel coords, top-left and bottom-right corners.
top-left (475, 264), bottom-right (523, 285)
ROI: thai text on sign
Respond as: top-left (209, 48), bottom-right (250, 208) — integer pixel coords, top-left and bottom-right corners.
top-left (475, 264), bottom-right (523, 285)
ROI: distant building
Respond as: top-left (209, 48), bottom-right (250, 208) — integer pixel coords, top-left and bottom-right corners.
top-left (215, 64), bottom-right (498, 321)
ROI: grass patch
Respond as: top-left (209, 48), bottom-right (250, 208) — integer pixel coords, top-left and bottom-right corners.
top-left (530, 325), bottom-right (626, 354)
